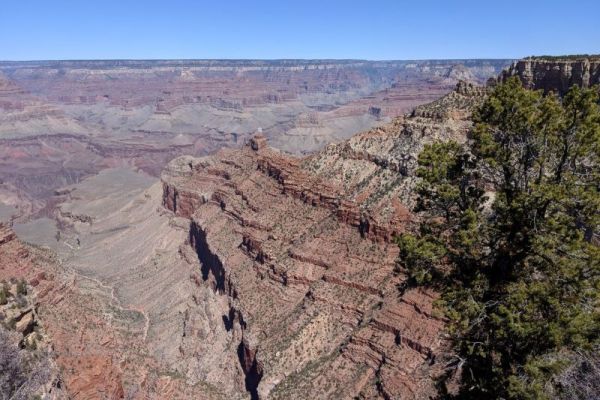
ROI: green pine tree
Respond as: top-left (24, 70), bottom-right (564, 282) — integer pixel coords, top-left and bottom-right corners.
top-left (398, 77), bottom-right (600, 399)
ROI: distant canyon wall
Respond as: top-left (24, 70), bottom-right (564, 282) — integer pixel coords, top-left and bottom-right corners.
top-left (0, 59), bottom-right (511, 220)
top-left (499, 55), bottom-right (600, 94)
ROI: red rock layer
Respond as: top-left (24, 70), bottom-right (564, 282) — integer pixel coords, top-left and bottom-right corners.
top-left (0, 223), bottom-right (30, 277)
top-left (0, 222), bottom-right (222, 399)
top-left (2, 60), bottom-right (509, 110)
top-left (0, 223), bottom-right (127, 398)
top-left (161, 138), bottom-right (446, 398)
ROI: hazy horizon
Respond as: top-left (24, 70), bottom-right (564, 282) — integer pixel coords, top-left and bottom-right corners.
top-left (0, 57), bottom-right (519, 62)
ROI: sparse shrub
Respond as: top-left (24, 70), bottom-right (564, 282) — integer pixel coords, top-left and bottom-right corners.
top-left (16, 279), bottom-right (27, 296)
top-left (0, 325), bottom-right (52, 399)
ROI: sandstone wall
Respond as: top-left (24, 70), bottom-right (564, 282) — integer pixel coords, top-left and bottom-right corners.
top-left (499, 56), bottom-right (600, 94)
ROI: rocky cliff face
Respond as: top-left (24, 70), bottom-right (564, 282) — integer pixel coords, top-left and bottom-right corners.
top-left (1, 187), bottom-right (244, 399)
top-left (158, 82), bottom-right (487, 398)
top-left (0, 75), bottom-right (491, 398)
top-left (162, 146), bottom-right (444, 399)
top-left (499, 55), bottom-right (600, 94)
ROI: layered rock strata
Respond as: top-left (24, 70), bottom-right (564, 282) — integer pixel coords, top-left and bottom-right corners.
top-left (161, 146), bottom-right (440, 397)
top-left (159, 80), bottom-right (490, 398)
top-left (0, 59), bottom-right (510, 221)
top-left (499, 55), bottom-right (600, 94)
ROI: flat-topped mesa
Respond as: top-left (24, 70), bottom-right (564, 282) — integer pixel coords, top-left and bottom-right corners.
top-left (499, 55), bottom-right (600, 94)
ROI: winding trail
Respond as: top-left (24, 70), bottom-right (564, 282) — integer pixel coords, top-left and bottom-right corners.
top-left (63, 262), bottom-right (151, 342)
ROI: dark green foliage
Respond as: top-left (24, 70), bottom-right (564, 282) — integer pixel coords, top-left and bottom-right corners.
top-left (0, 281), bottom-right (11, 306)
top-left (526, 55), bottom-right (600, 61)
top-left (398, 77), bottom-right (600, 399)
top-left (16, 279), bottom-right (27, 296)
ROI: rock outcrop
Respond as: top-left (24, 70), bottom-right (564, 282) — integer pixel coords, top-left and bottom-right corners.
top-left (304, 81), bottom-right (484, 210)
top-left (0, 222), bottom-right (30, 273)
top-left (0, 223), bottom-right (64, 399)
top-left (159, 80), bottom-right (487, 398)
top-left (162, 142), bottom-right (445, 398)
top-left (499, 55), bottom-right (600, 94)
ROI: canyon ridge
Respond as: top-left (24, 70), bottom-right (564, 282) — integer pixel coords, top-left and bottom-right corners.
top-left (1, 55), bottom-right (598, 399)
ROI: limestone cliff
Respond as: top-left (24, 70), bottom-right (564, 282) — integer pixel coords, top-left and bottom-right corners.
top-left (499, 55), bottom-right (600, 94)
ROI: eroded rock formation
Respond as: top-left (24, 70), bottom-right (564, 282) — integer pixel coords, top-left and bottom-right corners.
top-left (159, 81), bottom-right (486, 398)
top-left (499, 55), bottom-right (600, 94)
top-left (161, 144), bottom-right (444, 397)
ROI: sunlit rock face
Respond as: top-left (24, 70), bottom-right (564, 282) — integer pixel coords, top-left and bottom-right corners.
top-left (0, 60), bottom-right (512, 398)
top-left (157, 82), bottom-right (488, 398)
top-left (498, 55), bottom-right (600, 94)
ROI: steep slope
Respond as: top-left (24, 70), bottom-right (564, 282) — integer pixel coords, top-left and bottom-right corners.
top-left (303, 81), bottom-right (487, 209)
top-left (31, 168), bottom-right (261, 399)
top-left (162, 143), bottom-right (443, 399)
top-left (2, 178), bottom-right (243, 399)
top-left (0, 222), bottom-right (134, 399)
top-left (0, 224), bottom-right (64, 399)
top-left (159, 82), bottom-right (487, 398)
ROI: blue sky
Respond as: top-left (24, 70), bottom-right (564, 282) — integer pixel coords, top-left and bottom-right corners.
top-left (1, 0), bottom-right (598, 60)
